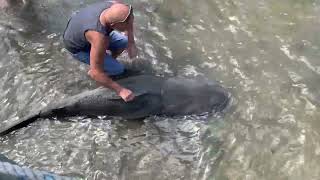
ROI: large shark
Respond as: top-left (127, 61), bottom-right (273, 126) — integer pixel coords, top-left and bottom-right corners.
top-left (0, 75), bottom-right (230, 136)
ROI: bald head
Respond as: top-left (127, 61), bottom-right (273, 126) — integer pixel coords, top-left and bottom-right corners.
top-left (105, 3), bottom-right (132, 24)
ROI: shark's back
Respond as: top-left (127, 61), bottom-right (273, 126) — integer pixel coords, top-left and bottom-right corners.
top-left (0, 75), bottom-right (231, 136)
top-left (0, 75), bottom-right (165, 136)
top-left (41, 75), bottom-right (166, 118)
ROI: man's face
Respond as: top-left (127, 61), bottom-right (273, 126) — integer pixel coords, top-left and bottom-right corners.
top-left (111, 22), bottom-right (128, 32)
top-left (111, 14), bottom-right (133, 32)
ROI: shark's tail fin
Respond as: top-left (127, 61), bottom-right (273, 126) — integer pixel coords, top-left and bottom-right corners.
top-left (0, 111), bottom-right (41, 136)
top-left (0, 102), bottom-right (79, 136)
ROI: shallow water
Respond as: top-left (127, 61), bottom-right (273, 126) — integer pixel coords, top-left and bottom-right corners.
top-left (0, 0), bottom-right (320, 179)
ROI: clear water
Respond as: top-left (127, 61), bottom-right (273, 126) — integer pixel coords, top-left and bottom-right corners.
top-left (0, 0), bottom-right (320, 179)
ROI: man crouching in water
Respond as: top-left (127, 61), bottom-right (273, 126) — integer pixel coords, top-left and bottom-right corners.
top-left (63, 1), bottom-right (138, 102)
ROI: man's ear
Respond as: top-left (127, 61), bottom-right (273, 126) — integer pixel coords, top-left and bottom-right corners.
top-left (109, 23), bottom-right (116, 29)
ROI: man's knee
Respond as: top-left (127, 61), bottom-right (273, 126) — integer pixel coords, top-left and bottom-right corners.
top-left (106, 64), bottom-right (124, 76)
top-left (118, 36), bottom-right (128, 49)
top-left (109, 31), bottom-right (128, 51)
top-left (104, 58), bottom-right (125, 76)
top-left (112, 48), bottom-right (126, 58)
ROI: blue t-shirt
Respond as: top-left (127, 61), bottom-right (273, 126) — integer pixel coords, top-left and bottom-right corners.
top-left (63, 1), bottom-right (114, 53)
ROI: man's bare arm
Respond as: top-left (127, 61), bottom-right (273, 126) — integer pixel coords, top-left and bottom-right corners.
top-left (85, 30), bottom-right (134, 101)
top-left (126, 13), bottom-right (138, 58)
top-left (85, 31), bottom-right (122, 93)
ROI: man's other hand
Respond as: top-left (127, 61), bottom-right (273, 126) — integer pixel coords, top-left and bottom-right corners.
top-left (128, 44), bottom-right (138, 59)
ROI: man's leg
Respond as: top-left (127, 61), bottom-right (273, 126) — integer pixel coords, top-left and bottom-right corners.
top-left (108, 30), bottom-right (143, 78)
top-left (71, 31), bottom-right (128, 76)
top-left (72, 51), bottom-right (124, 76)
top-left (108, 31), bottom-right (128, 58)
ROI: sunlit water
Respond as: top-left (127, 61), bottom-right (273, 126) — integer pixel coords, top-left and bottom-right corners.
top-left (0, 0), bottom-right (320, 179)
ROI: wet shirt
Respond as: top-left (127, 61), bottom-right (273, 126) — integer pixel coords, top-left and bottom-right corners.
top-left (63, 1), bottom-right (114, 54)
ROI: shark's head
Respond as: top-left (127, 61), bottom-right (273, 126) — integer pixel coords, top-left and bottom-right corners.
top-left (161, 77), bottom-right (230, 116)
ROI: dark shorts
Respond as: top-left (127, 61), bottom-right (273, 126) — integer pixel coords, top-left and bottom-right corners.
top-left (71, 31), bottom-right (128, 76)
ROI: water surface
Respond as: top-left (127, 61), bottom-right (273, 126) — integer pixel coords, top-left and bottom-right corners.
top-left (0, 0), bottom-right (320, 179)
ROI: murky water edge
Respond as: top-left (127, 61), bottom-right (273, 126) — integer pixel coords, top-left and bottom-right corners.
top-left (0, 0), bottom-right (320, 179)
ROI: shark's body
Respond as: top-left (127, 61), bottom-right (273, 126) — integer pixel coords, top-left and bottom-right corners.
top-left (0, 75), bottom-right (230, 136)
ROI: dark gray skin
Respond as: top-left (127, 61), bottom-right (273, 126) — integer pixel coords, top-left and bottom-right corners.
top-left (0, 75), bottom-right (230, 136)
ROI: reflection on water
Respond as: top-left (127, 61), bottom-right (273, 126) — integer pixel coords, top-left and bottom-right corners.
top-left (0, 0), bottom-right (320, 179)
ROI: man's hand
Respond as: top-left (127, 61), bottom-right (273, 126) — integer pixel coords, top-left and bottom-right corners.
top-left (118, 88), bottom-right (135, 102)
top-left (127, 43), bottom-right (138, 59)
top-left (126, 13), bottom-right (137, 59)
top-left (85, 31), bottom-right (135, 103)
